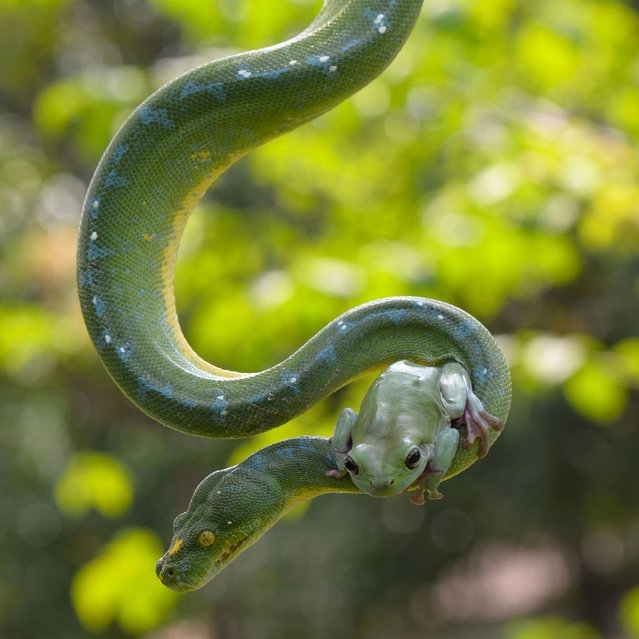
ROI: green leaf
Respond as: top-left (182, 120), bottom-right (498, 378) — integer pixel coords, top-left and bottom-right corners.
top-left (71, 528), bottom-right (179, 634)
top-left (620, 586), bottom-right (639, 638)
top-left (506, 617), bottom-right (601, 639)
top-left (563, 357), bottom-right (627, 425)
top-left (55, 452), bottom-right (133, 518)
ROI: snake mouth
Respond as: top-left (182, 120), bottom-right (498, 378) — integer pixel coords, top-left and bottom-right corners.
top-left (215, 534), bottom-right (249, 568)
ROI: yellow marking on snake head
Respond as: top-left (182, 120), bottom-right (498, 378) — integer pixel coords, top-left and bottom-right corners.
top-left (168, 538), bottom-right (183, 556)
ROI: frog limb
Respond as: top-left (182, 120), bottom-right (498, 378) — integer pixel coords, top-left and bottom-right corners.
top-left (409, 427), bottom-right (460, 505)
top-left (326, 407), bottom-right (357, 478)
top-left (440, 361), bottom-right (504, 458)
top-left (460, 391), bottom-right (505, 458)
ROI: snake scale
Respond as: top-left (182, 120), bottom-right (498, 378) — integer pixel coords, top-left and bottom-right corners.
top-left (77, 0), bottom-right (511, 592)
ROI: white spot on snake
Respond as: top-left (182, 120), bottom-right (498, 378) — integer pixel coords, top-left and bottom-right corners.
top-left (92, 200), bottom-right (99, 210)
top-left (289, 59), bottom-right (298, 66)
top-left (371, 12), bottom-right (389, 34)
top-left (281, 372), bottom-right (298, 387)
top-left (438, 314), bottom-right (444, 320)
top-left (330, 65), bottom-right (337, 72)
top-left (104, 334), bottom-right (112, 344)
top-left (115, 342), bottom-right (133, 362)
top-left (212, 390), bottom-right (229, 421)
top-left (473, 365), bottom-right (492, 384)
top-left (319, 55), bottom-right (330, 63)
top-left (90, 231), bottom-right (98, 241)
top-left (238, 69), bottom-right (252, 78)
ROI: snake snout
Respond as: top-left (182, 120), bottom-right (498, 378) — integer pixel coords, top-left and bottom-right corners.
top-left (155, 556), bottom-right (176, 585)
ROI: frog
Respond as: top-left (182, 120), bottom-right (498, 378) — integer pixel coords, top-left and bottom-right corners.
top-left (328, 360), bottom-right (504, 504)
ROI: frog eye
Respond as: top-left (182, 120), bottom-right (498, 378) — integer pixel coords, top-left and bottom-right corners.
top-left (344, 455), bottom-right (359, 475)
top-left (405, 448), bottom-right (422, 470)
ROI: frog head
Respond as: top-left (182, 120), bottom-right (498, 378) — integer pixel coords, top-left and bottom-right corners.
top-left (342, 438), bottom-right (431, 497)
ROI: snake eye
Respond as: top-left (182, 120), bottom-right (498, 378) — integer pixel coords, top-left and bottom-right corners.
top-left (344, 456), bottom-right (359, 475)
top-left (405, 448), bottom-right (422, 470)
top-left (198, 530), bottom-right (216, 547)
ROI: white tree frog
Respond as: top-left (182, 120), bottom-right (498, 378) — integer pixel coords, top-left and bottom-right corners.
top-left (328, 360), bottom-right (504, 504)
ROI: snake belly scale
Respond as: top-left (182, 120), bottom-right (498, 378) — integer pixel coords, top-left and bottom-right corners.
top-left (77, 0), bottom-right (511, 591)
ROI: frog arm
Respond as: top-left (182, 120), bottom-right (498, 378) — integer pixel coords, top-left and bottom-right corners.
top-left (440, 362), bottom-right (505, 458)
top-left (326, 408), bottom-right (358, 477)
top-left (410, 427), bottom-right (460, 505)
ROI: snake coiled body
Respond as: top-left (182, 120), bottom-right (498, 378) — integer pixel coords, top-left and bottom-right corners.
top-left (77, 0), bottom-right (511, 592)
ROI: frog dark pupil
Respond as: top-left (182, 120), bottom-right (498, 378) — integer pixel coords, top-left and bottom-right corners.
top-left (405, 448), bottom-right (421, 469)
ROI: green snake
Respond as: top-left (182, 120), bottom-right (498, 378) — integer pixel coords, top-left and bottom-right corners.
top-left (77, 0), bottom-right (511, 592)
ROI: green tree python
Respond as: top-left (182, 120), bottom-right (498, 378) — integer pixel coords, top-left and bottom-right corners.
top-left (77, 0), bottom-right (511, 592)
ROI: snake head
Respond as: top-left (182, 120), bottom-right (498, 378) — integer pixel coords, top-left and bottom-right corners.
top-left (156, 464), bottom-right (284, 592)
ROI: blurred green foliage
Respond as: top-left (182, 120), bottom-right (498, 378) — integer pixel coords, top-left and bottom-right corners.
top-left (71, 529), bottom-right (179, 634)
top-left (1, 0), bottom-right (639, 637)
top-left (55, 451), bottom-right (133, 518)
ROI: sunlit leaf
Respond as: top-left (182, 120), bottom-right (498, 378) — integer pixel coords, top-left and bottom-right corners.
top-left (55, 452), bottom-right (133, 518)
top-left (0, 305), bottom-right (79, 377)
top-left (563, 357), bottom-right (628, 425)
top-left (620, 585), bottom-right (639, 638)
top-left (515, 22), bottom-right (580, 95)
top-left (71, 528), bottom-right (179, 634)
top-left (505, 617), bottom-right (601, 639)
top-left (614, 339), bottom-right (639, 385)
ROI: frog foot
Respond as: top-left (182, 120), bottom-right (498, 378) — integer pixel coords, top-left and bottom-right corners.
top-left (409, 487), bottom-right (426, 505)
top-left (409, 485), bottom-right (444, 505)
top-left (459, 391), bottom-right (504, 458)
top-left (408, 465), bottom-right (447, 505)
